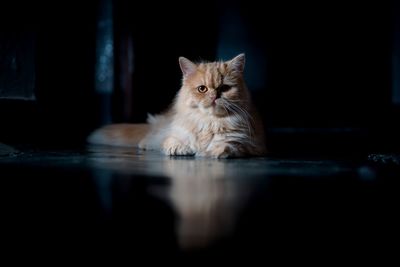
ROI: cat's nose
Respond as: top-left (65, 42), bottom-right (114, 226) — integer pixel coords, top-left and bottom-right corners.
top-left (209, 92), bottom-right (217, 101)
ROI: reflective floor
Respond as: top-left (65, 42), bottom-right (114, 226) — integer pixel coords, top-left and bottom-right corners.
top-left (0, 144), bottom-right (398, 263)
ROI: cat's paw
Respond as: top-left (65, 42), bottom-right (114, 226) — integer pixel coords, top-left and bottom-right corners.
top-left (163, 137), bottom-right (195, 156)
top-left (138, 139), bottom-right (147, 150)
top-left (206, 144), bottom-right (237, 159)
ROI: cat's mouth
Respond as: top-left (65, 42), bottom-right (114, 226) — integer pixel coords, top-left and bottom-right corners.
top-left (213, 98), bottom-right (222, 106)
top-left (204, 98), bottom-right (220, 108)
top-left (210, 99), bottom-right (229, 117)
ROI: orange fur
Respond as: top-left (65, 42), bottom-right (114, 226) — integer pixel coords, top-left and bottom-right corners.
top-left (87, 123), bottom-right (148, 147)
top-left (87, 53), bottom-right (266, 158)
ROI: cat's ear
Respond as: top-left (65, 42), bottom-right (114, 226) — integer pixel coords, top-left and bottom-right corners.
top-left (228, 53), bottom-right (245, 73)
top-left (179, 57), bottom-right (197, 77)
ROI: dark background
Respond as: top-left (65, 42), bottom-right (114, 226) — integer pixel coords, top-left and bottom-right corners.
top-left (1, 0), bottom-right (400, 155)
top-left (1, 1), bottom-right (400, 263)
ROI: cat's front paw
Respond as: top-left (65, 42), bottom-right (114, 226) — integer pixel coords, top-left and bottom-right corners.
top-left (163, 137), bottom-right (195, 156)
top-left (206, 143), bottom-right (238, 159)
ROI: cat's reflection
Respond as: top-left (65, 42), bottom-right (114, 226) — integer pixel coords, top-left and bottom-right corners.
top-left (87, 147), bottom-right (252, 250)
top-left (161, 158), bottom-right (248, 250)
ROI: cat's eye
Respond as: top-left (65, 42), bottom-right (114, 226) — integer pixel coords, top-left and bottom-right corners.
top-left (197, 85), bottom-right (208, 93)
top-left (218, 84), bottom-right (231, 92)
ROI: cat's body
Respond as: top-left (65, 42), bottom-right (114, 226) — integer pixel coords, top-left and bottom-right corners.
top-left (88, 53), bottom-right (266, 158)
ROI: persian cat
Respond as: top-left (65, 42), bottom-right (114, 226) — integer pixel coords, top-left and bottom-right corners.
top-left (88, 53), bottom-right (266, 158)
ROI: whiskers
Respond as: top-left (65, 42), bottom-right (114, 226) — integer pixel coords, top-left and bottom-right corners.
top-left (218, 98), bottom-right (255, 139)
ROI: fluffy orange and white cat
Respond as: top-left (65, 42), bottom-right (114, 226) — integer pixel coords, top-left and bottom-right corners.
top-left (87, 53), bottom-right (266, 158)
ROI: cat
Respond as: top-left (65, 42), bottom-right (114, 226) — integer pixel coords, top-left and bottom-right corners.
top-left (87, 53), bottom-right (266, 158)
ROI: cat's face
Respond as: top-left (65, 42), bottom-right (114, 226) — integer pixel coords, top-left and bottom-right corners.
top-left (178, 54), bottom-right (248, 117)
